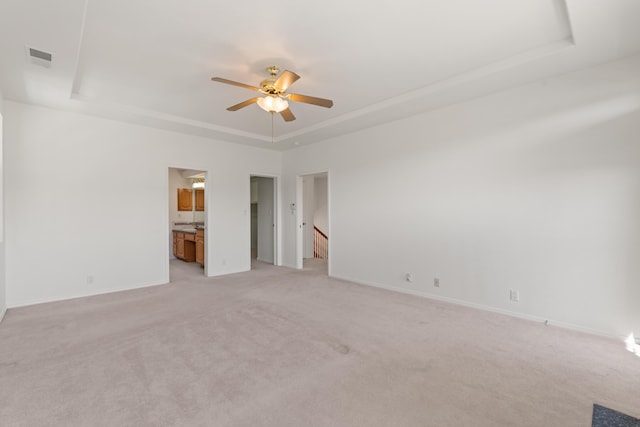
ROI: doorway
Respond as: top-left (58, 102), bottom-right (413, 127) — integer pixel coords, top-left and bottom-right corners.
top-left (250, 175), bottom-right (277, 267)
top-left (168, 167), bottom-right (207, 281)
top-left (297, 172), bottom-right (329, 274)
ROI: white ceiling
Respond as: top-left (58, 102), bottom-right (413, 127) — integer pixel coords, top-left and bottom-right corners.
top-left (1, 0), bottom-right (639, 150)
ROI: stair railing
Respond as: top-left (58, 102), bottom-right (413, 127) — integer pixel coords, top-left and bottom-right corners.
top-left (314, 226), bottom-right (328, 259)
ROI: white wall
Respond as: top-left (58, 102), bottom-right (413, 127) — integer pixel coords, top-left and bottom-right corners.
top-left (0, 90), bottom-right (6, 322)
top-left (314, 175), bottom-right (328, 235)
top-left (302, 176), bottom-right (315, 258)
top-left (4, 102), bottom-right (281, 306)
top-left (282, 55), bottom-right (640, 339)
top-left (168, 168), bottom-right (192, 224)
top-left (250, 179), bottom-right (258, 203)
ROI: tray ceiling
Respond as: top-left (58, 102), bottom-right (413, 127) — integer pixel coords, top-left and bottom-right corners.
top-left (1, 0), bottom-right (639, 149)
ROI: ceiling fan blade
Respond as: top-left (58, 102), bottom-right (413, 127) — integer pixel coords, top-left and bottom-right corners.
top-left (288, 93), bottom-right (334, 108)
top-left (227, 97), bottom-right (260, 111)
top-left (280, 108), bottom-right (296, 122)
top-left (274, 70), bottom-right (300, 91)
top-left (211, 77), bottom-right (260, 92)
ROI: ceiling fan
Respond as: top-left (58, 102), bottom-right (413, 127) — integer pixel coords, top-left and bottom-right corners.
top-left (211, 65), bottom-right (333, 122)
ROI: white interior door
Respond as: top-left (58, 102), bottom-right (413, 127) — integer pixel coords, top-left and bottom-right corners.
top-left (257, 177), bottom-right (274, 263)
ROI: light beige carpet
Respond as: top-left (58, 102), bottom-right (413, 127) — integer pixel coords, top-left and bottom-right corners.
top-left (0, 259), bottom-right (639, 426)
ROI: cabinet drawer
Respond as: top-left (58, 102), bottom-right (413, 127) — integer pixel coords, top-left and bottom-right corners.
top-left (175, 232), bottom-right (185, 239)
top-left (185, 233), bottom-right (196, 242)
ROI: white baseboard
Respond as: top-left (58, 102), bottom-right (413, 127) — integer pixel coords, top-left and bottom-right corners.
top-left (8, 280), bottom-right (168, 309)
top-left (0, 305), bottom-right (6, 323)
top-left (330, 273), bottom-right (624, 342)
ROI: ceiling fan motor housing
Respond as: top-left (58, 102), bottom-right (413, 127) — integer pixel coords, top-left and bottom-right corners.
top-left (260, 66), bottom-right (285, 95)
top-left (260, 78), bottom-right (280, 95)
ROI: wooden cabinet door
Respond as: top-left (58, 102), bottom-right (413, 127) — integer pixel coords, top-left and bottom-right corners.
top-left (177, 188), bottom-right (193, 211)
top-left (175, 232), bottom-right (185, 259)
top-left (196, 230), bottom-right (204, 265)
top-left (195, 189), bottom-right (205, 211)
top-left (173, 233), bottom-right (177, 257)
top-left (177, 239), bottom-right (185, 259)
top-left (183, 241), bottom-right (196, 262)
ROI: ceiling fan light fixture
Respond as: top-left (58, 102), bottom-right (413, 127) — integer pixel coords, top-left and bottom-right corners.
top-left (192, 178), bottom-right (205, 189)
top-left (257, 96), bottom-right (288, 113)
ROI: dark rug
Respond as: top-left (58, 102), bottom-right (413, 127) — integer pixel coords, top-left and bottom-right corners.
top-left (593, 404), bottom-right (640, 427)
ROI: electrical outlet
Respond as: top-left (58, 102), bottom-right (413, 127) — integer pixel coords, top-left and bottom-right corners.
top-left (434, 278), bottom-right (440, 287)
top-left (405, 273), bottom-right (414, 283)
top-left (86, 275), bottom-right (94, 285)
top-left (509, 289), bottom-right (520, 302)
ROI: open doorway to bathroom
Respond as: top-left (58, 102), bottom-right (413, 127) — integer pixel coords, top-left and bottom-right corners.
top-left (297, 172), bottom-right (329, 275)
top-left (250, 175), bottom-right (277, 268)
top-left (169, 167), bottom-right (207, 281)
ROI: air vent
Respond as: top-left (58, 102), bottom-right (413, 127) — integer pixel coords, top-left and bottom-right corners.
top-left (27, 47), bottom-right (52, 68)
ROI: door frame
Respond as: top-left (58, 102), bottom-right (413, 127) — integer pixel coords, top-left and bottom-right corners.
top-left (296, 170), bottom-right (331, 274)
top-left (249, 173), bottom-right (281, 267)
top-left (166, 166), bottom-right (209, 281)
